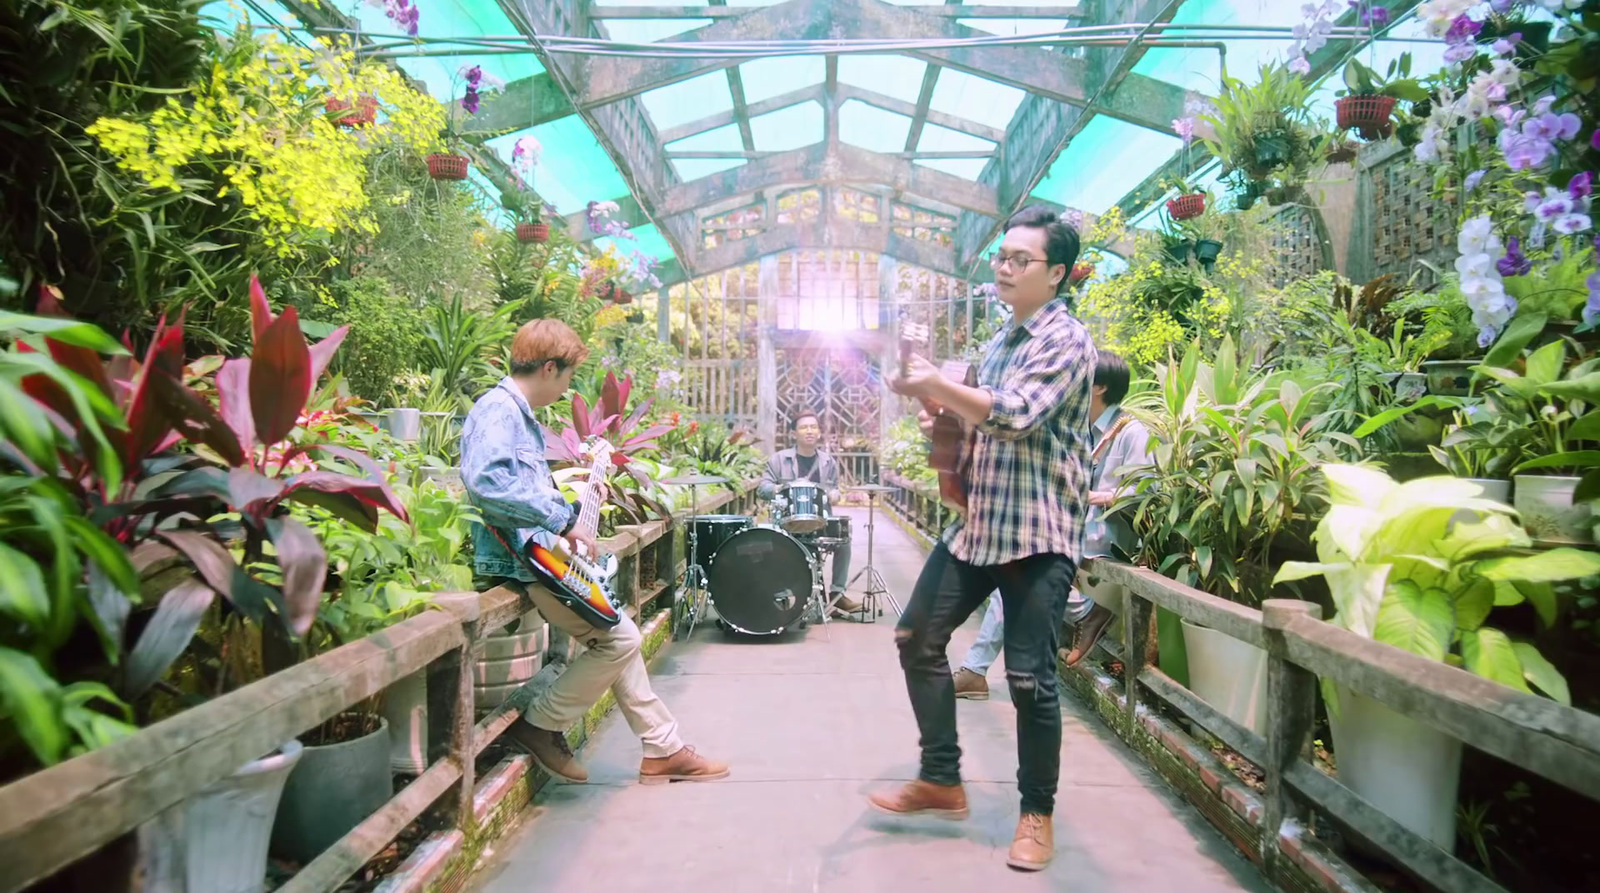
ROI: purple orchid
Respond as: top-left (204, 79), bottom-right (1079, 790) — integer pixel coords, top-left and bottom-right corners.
top-left (383, 0), bottom-right (419, 37)
top-left (1465, 169), bottom-right (1487, 192)
top-left (1497, 237), bottom-right (1532, 276)
top-left (1572, 172), bottom-right (1594, 200)
top-left (1585, 270), bottom-right (1600, 328)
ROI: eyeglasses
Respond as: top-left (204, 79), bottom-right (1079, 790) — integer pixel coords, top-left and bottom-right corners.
top-left (988, 252), bottom-right (1048, 272)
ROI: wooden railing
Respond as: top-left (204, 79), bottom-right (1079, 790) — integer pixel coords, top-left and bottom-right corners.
top-left (0, 482), bottom-right (759, 893)
top-left (880, 475), bottom-right (1600, 893)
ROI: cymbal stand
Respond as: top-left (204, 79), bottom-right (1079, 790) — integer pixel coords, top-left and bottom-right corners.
top-left (847, 490), bottom-right (898, 620)
top-left (673, 481), bottom-right (710, 641)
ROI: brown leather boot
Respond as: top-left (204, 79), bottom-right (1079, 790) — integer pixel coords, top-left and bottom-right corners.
top-left (830, 593), bottom-right (863, 615)
top-left (1061, 603), bottom-right (1114, 667)
top-left (505, 722), bottom-right (587, 784)
top-left (867, 779), bottom-right (969, 820)
top-left (953, 667), bottom-right (989, 700)
top-left (639, 746), bottom-right (730, 784)
top-left (1007, 813), bottom-right (1054, 871)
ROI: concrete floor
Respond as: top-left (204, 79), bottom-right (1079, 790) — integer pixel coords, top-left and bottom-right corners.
top-left (467, 507), bottom-right (1271, 893)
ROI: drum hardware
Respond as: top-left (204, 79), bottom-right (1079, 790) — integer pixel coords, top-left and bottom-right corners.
top-left (772, 481), bottom-right (827, 533)
top-left (660, 473), bottom-right (729, 641)
top-left (845, 484), bottom-right (899, 620)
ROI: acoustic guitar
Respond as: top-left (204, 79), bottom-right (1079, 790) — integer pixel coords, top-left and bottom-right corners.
top-left (898, 320), bottom-right (977, 512)
top-left (489, 436), bottom-right (624, 627)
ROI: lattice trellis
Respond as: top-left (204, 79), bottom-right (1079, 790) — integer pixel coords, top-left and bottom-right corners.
top-left (672, 263), bottom-right (760, 428)
top-left (775, 341), bottom-right (883, 452)
top-left (1369, 152), bottom-right (1459, 282)
top-left (1265, 204), bottom-right (1326, 286)
top-left (892, 201), bottom-right (956, 247)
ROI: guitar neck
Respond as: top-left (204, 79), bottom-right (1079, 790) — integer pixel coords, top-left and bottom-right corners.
top-left (572, 451), bottom-right (610, 540)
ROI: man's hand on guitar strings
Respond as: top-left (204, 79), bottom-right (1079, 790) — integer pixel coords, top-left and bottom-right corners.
top-left (891, 353), bottom-right (943, 399)
top-left (916, 408), bottom-right (936, 437)
top-left (566, 530), bottom-right (600, 561)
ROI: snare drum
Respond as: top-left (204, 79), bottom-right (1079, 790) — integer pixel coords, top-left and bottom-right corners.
top-left (774, 481), bottom-right (827, 533)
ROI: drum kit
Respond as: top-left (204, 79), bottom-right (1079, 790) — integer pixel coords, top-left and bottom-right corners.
top-left (665, 474), bottom-right (898, 641)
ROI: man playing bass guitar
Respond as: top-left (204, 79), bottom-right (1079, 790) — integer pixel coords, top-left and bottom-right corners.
top-left (873, 206), bottom-right (1096, 872)
top-left (462, 319), bottom-right (729, 786)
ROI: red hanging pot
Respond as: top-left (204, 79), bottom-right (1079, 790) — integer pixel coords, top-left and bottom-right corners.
top-left (1166, 193), bottom-right (1206, 220)
top-left (1069, 263), bottom-right (1095, 285)
top-left (326, 95), bottom-right (378, 128)
top-left (426, 152), bottom-right (470, 181)
top-left (614, 288), bottom-right (634, 305)
top-left (515, 222), bottom-right (549, 243)
top-left (1336, 95), bottom-right (1397, 141)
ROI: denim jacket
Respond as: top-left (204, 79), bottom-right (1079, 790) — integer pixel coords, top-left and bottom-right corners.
top-left (460, 378), bottom-right (575, 582)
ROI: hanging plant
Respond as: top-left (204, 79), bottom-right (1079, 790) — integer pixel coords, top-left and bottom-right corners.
top-left (426, 152), bottom-right (469, 180)
top-left (1167, 192), bottom-right (1206, 220)
top-left (515, 220), bottom-right (549, 243)
top-left (1070, 262), bottom-right (1095, 285)
top-left (1334, 55), bottom-right (1428, 142)
top-left (325, 94), bottom-right (378, 128)
top-left (429, 64), bottom-right (504, 180)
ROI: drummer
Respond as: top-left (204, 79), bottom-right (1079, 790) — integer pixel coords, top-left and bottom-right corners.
top-left (757, 409), bottom-right (859, 614)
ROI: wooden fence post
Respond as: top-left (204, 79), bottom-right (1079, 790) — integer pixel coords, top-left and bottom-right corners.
top-left (1261, 598), bottom-right (1323, 875)
top-left (429, 593), bottom-right (482, 835)
top-left (1121, 587), bottom-right (1152, 734)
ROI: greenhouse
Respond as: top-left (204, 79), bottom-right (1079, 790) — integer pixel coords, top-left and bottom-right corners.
top-left (2, 1), bottom-right (1599, 892)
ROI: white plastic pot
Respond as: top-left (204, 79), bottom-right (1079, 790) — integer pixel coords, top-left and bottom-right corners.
top-left (184, 740), bottom-right (304, 893)
top-left (1328, 686), bottom-right (1462, 850)
top-left (1513, 474), bottom-right (1589, 544)
top-left (1451, 478), bottom-right (1511, 527)
top-left (381, 669), bottom-right (428, 775)
top-left (1181, 618), bottom-right (1268, 737)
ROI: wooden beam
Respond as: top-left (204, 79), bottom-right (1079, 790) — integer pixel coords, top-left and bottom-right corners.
top-left (836, 83), bottom-right (1003, 144)
top-left (657, 143), bottom-right (998, 217)
top-left (589, 4), bottom-right (1086, 18)
top-left (905, 61), bottom-right (943, 152)
top-left (659, 81), bottom-right (1003, 148)
top-left (690, 216), bottom-right (967, 279)
top-left (659, 83), bottom-right (827, 144)
top-left (725, 67), bottom-right (757, 152)
top-left (463, 71), bottom-right (576, 133)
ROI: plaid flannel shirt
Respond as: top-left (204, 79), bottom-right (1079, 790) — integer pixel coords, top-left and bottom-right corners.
top-left (942, 296), bottom-right (1096, 567)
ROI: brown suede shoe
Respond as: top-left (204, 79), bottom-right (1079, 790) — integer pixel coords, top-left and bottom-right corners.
top-left (1007, 813), bottom-right (1054, 871)
top-left (505, 722), bottom-right (587, 784)
top-left (639, 746), bottom-right (730, 784)
top-left (830, 593), bottom-right (863, 615)
top-left (867, 779), bottom-right (969, 820)
top-left (953, 667), bottom-right (990, 700)
top-left (1061, 603), bottom-right (1114, 667)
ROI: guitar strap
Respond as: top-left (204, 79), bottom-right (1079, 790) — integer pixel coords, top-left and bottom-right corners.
top-left (1092, 413), bottom-right (1134, 467)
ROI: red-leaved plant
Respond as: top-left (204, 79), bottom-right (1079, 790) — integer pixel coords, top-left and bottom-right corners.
top-left (19, 278), bottom-right (407, 703)
top-left (544, 371), bottom-right (674, 525)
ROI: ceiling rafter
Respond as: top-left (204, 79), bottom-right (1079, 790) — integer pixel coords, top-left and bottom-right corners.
top-left (573, 0), bottom-right (1197, 136)
top-left (588, 5), bottom-right (1086, 20)
top-left (905, 58), bottom-right (943, 153)
top-left (657, 81), bottom-right (1003, 148)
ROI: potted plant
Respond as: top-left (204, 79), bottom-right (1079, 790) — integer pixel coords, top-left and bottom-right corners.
top-left (1179, 208), bottom-right (1226, 270)
top-left (1165, 177), bottom-right (1207, 221)
top-left (325, 93), bottom-right (378, 128)
top-left (506, 135), bottom-right (546, 242)
top-left (1276, 464), bottom-right (1598, 849)
top-left (429, 64), bottom-right (502, 180)
top-left (1335, 54), bottom-right (1428, 142)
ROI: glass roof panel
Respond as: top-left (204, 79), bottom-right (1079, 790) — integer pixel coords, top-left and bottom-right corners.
top-left (916, 157), bottom-right (990, 180)
top-left (673, 158), bottom-right (748, 181)
top-left (836, 55), bottom-right (929, 106)
top-left (599, 19), bottom-right (715, 43)
top-left (958, 18), bottom-right (1073, 37)
top-left (639, 71), bottom-right (736, 130)
top-left (666, 124), bottom-right (746, 153)
top-left (595, 224), bottom-right (674, 267)
top-left (838, 100), bottom-right (913, 154)
top-left (347, 1), bottom-right (541, 99)
top-left (737, 56), bottom-right (827, 104)
top-left (927, 69), bottom-right (1026, 131)
top-left (1030, 116), bottom-right (1182, 213)
top-left (916, 122), bottom-right (995, 153)
top-left (751, 102), bottom-right (824, 152)
top-left (486, 118), bottom-right (630, 215)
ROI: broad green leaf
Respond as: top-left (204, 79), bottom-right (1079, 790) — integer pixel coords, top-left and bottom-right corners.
top-left (1522, 340), bottom-right (1566, 387)
top-left (1434, 515), bottom-right (1527, 563)
top-left (1273, 560), bottom-right (1344, 584)
top-left (1373, 581), bottom-right (1452, 662)
top-left (1512, 580), bottom-right (1556, 627)
top-left (1322, 464), bottom-right (1393, 510)
top-left (1461, 628), bottom-right (1532, 693)
top-left (0, 311), bottom-right (126, 354)
top-left (1511, 451), bottom-right (1600, 474)
top-left (1511, 642), bottom-right (1571, 705)
top-left (1542, 373), bottom-right (1600, 403)
top-left (1569, 413), bottom-right (1600, 441)
top-left (1484, 312), bottom-right (1548, 367)
top-left (1455, 580), bottom-right (1494, 632)
top-left (1474, 548), bottom-right (1600, 584)
top-left (1327, 563), bottom-right (1393, 639)
top-left (0, 647), bottom-right (66, 765)
top-left (0, 542), bottom-right (50, 627)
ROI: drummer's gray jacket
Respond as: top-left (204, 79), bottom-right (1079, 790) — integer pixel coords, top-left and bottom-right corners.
top-left (757, 448), bottom-right (840, 500)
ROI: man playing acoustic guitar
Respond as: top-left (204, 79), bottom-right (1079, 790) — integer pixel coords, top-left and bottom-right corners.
top-left (462, 319), bottom-right (729, 786)
top-left (873, 206), bottom-right (1096, 872)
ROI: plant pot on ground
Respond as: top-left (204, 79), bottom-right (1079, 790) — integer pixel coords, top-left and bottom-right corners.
top-left (1513, 474), bottom-right (1591, 545)
top-left (426, 152), bottom-right (469, 181)
top-left (163, 740), bottom-right (304, 893)
top-left (1180, 618), bottom-right (1268, 736)
top-left (271, 714), bottom-right (392, 864)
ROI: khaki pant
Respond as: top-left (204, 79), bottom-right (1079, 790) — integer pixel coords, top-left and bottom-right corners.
top-left (519, 582), bottom-right (684, 759)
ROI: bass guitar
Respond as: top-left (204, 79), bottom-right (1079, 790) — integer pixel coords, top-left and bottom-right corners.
top-left (898, 319), bottom-right (977, 512)
top-left (490, 435), bottom-right (623, 628)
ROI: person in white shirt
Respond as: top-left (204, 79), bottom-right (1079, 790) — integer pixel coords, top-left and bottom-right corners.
top-left (951, 351), bottom-right (1149, 699)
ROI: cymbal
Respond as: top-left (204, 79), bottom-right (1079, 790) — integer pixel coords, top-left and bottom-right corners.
top-left (660, 474), bottom-right (729, 486)
top-left (847, 483), bottom-right (898, 492)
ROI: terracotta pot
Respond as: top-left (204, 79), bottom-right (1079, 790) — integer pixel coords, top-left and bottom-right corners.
top-left (426, 152), bottom-right (470, 181)
top-left (1166, 193), bottom-right (1206, 220)
top-left (615, 288), bottom-right (634, 305)
top-left (1069, 262), bottom-right (1094, 285)
top-left (1337, 95), bottom-right (1397, 141)
top-left (515, 221), bottom-right (549, 243)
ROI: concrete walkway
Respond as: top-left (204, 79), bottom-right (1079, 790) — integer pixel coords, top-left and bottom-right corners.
top-left (467, 507), bottom-right (1270, 893)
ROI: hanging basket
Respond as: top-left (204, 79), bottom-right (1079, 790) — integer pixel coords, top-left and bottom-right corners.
top-left (1336, 95), bottom-right (1397, 142)
top-left (614, 288), bottom-right (634, 306)
top-left (326, 95), bottom-right (378, 128)
top-left (426, 153), bottom-right (470, 181)
top-left (515, 222), bottom-right (549, 244)
top-left (1166, 193), bottom-right (1206, 220)
top-left (1069, 262), bottom-right (1095, 285)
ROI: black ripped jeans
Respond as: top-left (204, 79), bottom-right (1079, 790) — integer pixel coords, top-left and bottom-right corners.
top-left (895, 541), bottom-right (1077, 816)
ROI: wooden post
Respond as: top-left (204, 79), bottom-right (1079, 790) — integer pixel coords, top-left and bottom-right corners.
top-left (1121, 586), bottom-right (1153, 734)
top-left (1261, 598), bottom-right (1323, 876)
top-left (428, 592), bottom-right (482, 834)
top-left (656, 285), bottom-right (670, 343)
top-left (756, 254), bottom-right (778, 453)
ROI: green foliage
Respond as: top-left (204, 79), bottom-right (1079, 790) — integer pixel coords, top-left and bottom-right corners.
top-left (1275, 464), bottom-right (1600, 710)
top-left (882, 415), bottom-right (936, 487)
top-left (1338, 53), bottom-right (1429, 101)
top-left (319, 275), bottom-right (424, 403)
top-left (1200, 61), bottom-right (1319, 187)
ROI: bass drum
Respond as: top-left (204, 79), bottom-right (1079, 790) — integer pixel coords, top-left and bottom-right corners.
top-left (707, 525), bottom-right (816, 635)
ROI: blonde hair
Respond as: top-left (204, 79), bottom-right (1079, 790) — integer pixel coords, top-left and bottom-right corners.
top-left (509, 319), bottom-right (589, 375)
